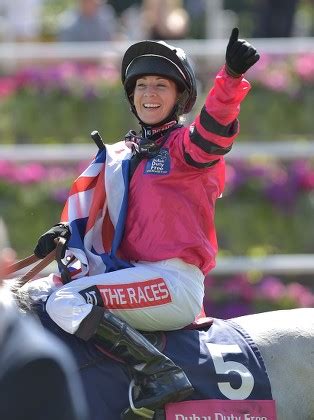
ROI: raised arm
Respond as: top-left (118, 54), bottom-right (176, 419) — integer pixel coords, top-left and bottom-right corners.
top-left (183, 28), bottom-right (260, 167)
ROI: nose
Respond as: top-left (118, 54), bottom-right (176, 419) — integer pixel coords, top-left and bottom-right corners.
top-left (143, 85), bottom-right (157, 96)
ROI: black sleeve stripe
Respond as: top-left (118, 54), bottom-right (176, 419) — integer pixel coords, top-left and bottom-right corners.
top-left (184, 151), bottom-right (220, 168)
top-left (190, 125), bottom-right (233, 155)
top-left (200, 106), bottom-right (238, 138)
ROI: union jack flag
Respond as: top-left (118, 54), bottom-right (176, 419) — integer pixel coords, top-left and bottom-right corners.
top-left (60, 143), bottom-right (133, 279)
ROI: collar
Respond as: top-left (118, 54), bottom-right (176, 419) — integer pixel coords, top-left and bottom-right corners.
top-left (125, 120), bottom-right (181, 159)
top-left (141, 120), bottom-right (178, 140)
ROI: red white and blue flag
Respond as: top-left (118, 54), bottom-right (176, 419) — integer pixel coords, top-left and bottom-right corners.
top-left (60, 143), bottom-right (133, 279)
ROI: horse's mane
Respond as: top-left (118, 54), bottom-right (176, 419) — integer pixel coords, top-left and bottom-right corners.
top-left (0, 278), bottom-right (35, 314)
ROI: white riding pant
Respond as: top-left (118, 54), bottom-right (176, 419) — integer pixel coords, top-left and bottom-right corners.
top-left (44, 258), bottom-right (204, 334)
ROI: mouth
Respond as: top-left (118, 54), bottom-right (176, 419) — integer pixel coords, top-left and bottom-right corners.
top-left (143, 103), bottom-right (161, 110)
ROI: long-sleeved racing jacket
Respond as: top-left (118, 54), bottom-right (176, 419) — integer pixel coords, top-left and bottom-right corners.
top-left (119, 66), bottom-right (251, 275)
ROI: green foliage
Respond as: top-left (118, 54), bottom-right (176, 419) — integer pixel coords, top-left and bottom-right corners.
top-left (216, 191), bottom-right (314, 256)
top-left (239, 85), bottom-right (314, 140)
top-left (1, 81), bottom-right (313, 144)
top-left (1, 85), bottom-right (134, 144)
top-left (0, 181), bottom-right (62, 257)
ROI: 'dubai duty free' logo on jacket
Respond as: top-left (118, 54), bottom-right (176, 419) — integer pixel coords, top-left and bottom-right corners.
top-left (144, 148), bottom-right (170, 175)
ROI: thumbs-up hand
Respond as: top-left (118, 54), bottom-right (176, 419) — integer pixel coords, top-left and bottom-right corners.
top-left (225, 28), bottom-right (260, 77)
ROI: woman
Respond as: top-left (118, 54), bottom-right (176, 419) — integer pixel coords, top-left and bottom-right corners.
top-left (33, 28), bottom-right (259, 418)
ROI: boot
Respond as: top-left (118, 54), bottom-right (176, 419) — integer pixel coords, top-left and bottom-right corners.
top-left (76, 306), bottom-right (194, 417)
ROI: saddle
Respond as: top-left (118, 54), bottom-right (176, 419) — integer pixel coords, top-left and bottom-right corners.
top-left (143, 315), bottom-right (214, 352)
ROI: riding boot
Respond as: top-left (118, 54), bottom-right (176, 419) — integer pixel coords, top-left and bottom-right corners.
top-left (76, 306), bottom-right (194, 416)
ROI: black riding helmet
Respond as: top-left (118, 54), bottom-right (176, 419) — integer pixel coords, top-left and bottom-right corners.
top-left (121, 40), bottom-right (197, 122)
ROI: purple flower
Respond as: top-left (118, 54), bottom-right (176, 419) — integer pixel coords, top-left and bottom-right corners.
top-left (264, 166), bottom-right (298, 211)
top-left (225, 162), bottom-right (248, 193)
top-left (247, 163), bottom-right (269, 179)
top-left (224, 274), bottom-right (255, 302)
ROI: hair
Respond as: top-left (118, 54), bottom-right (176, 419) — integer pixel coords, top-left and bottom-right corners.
top-left (176, 90), bottom-right (190, 117)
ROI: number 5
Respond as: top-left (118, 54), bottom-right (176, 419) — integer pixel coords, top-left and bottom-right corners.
top-left (206, 343), bottom-right (254, 399)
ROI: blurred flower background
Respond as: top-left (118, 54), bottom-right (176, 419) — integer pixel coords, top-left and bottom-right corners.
top-left (0, 51), bottom-right (313, 144)
top-left (204, 274), bottom-right (313, 318)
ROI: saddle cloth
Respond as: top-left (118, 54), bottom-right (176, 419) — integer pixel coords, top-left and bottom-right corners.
top-left (37, 306), bottom-right (273, 420)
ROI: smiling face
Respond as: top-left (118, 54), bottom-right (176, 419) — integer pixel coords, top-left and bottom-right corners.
top-left (133, 76), bottom-right (179, 125)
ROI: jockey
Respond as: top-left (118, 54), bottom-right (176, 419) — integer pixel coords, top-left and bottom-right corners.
top-left (33, 29), bottom-right (259, 418)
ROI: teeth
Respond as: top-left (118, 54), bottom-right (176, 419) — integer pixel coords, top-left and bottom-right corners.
top-left (144, 104), bottom-right (160, 108)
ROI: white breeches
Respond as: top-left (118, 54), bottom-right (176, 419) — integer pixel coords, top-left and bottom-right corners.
top-left (44, 258), bottom-right (204, 334)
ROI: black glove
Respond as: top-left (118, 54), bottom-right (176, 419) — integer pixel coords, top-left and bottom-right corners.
top-left (34, 223), bottom-right (71, 259)
top-left (225, 27), bottom-right (260, 77)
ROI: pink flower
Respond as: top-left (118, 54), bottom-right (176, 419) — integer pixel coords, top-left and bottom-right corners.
top-left (0, 76), bottom-right (16, 98)
top-left (13, 163), bottom-right (46, 184)
top-left (293, 160), bottom-right (314, 191)
top-left (295, 54), bottom-right (314, 82)
top-left (258, 277), bottom-right (286, 301)
top-left (46, 166), bottom-right (72, 182)
top-left (0, 160), bottom-right (14, 179)
top-left (58, 62), bottom-right (78, 81)
top-left (248, 53), bottom-right (272, 79)
top-left (286, 283), bottom-right (314, 307)
top-left (262, 68), bottom-right (291, 92)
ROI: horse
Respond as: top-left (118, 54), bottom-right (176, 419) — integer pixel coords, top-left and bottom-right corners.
top-left (6, 276), bottom-right (314, 420)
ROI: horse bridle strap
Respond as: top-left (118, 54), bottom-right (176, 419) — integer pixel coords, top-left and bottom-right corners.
top-left (7, 253), bottom-right (39, 275)
top-left (7, 238), bottom-right (66, 287)
top-left (18, 249), bottom-right (56, 285)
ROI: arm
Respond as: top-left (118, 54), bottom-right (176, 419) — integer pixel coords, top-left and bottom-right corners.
top-left (183, 28), bottom-right (259, 167)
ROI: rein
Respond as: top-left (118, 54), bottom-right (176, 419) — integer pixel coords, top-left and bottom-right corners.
top-left (7, 238), bottom-right (67, 287)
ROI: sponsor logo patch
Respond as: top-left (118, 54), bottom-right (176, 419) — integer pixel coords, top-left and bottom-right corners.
top-left (144, 148), bottom-right (170, 175)
top-left (165, 399), bottom-right (277, 420)
top-left (79, 286), bottom-right (104, 306)
top-left (97, 278), bottom-right (172, 309)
